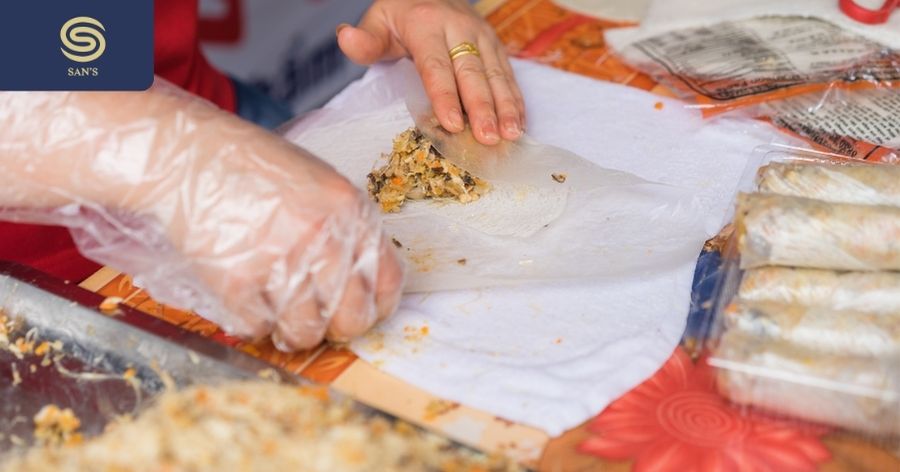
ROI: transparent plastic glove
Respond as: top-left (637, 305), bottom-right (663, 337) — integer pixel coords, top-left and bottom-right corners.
top-left (0, 79), bottom-right (404, 351)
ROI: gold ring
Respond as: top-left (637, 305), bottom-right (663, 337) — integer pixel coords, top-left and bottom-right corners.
top-left (449, 42), bottom-right (480, 61)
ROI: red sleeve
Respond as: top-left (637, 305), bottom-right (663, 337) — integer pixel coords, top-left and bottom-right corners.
top-left (0, 0), bottom-right (237, 282)
top-left (154, 0), bottom-right (236, 112)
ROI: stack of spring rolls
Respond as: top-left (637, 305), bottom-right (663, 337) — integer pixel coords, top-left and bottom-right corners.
top-left (715, 160), bottom-right (900, 437)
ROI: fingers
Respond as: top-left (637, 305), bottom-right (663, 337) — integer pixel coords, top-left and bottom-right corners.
top-left (326, 274), bottom-right (376, 342)
top-left (446, 39), bottom-right (500, 145)
top-left (271, 280), bottom-right (326, 351)
top-left (496, 46), bottom-right (526, 130)
top-left (408, 33), bottom-right (466, 134)
top-left (204, 260), bottom-right (276, 341)
top-left (341, 1), bottom-right (525, 144)
top-left (226, 285), bottom-right (275, 340)
top-left (325, 229), bottom-right (403, 341)
top-left (273, 239), bottom-right (402, 350)
top-left (308, 222), bottom-right (355, 319)
top-left (273, 218), bottom-right (353, 350)
top-left (269, 212), bottom-right (403, 351)
top-left (336, 7), bottom-right (407, 65)
top-left (374, 235), bottom-right (404, 321)
top-left (478, 39), bottom-right (522, 141)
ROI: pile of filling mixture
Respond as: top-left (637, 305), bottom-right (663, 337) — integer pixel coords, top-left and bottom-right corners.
top-left (2, 381), bottom-right (521, 472)
top-left (367, 128), bottom-right (490, 213)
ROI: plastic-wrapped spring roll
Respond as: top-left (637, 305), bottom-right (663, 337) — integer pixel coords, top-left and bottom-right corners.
top-left (757, 162), bottom-right (900, 207)
top-left (736, 193), bottom-right (900, 271)
top-left (739, 267), bottom-right (900, 314)
top-left (714, 331), bottom-right (900, 436)
top-left (723, 301), bottom-right (900, 357)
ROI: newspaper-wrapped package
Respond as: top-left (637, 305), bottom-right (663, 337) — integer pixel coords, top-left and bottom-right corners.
top-left (606, 11), bottom-right (900, 160)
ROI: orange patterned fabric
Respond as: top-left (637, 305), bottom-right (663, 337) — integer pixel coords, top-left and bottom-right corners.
top-left (95, 274), bottom-right (356, 381)
top-left (485, 0), bottom-right (657, 90)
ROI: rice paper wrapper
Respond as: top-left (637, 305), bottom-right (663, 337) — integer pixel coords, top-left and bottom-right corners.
top-left (282, 61), bottom-right (707, 293)
top-left (756, 161), bottom-right (900, 207)
top-left (736, 193), bottom-right (900, 271)
top-left (723, 301), bottom-right (900, 357)
top-left (738, 267), bottom-right (900, 314)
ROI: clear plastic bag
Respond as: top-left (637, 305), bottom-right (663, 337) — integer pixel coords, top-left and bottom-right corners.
top-left (713, 331), bottom-right (900, 437)
top-left (693, 146), bottom-right (900, 446)
top-left (609, 16), bottom-right (899, 116)
top-left (756, 87), bottom-right (900, 162)
top-left (283, 61), bottom-right (709, 293)
top-left (607, 13), bottom-right (900, 161)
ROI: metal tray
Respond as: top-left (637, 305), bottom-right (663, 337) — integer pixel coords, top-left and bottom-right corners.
top-left (0, 261), bottom-right (295, 453)
top-left (0, 261), bottom-right (525, 470)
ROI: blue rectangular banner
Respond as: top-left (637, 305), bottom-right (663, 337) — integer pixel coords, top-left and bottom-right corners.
top-left (0, 1), bottom-right (153, 90)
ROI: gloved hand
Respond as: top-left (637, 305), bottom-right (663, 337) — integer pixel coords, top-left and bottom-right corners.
top-left (0, 79), bottom-right (404, 351)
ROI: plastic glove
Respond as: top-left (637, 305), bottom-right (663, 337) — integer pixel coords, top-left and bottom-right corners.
top-left (0, 79), bottom-right (404, 351)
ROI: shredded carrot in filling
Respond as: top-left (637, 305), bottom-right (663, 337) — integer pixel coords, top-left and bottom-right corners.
top-left (367, 128), bottom-right (490, 213)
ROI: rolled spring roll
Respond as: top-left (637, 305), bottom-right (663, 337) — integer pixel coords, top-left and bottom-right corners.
top-left (739, 267), bottom-right (900, 314)
top-left (736, 193), bottom-right (900, 271)
top-left (757, 162), bottom-right (900, 207)
top-left (723, 301), bottom-right (900, 357)
top-left (714, 331), bottom-right (900, 436)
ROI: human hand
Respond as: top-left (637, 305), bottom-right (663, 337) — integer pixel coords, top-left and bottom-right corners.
top-left (0, 81), bottom-right (405, 351)
top-left (158, 138), bottom-right (406, 351)
top-left (337, 0), bottom-right (525, 146)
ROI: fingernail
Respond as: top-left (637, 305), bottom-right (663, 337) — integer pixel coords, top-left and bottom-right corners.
top-left (482, 119), bottom-right (500, 143)
top-left (449, 108), bottom-right (464, 131)
top-left (336, 23), bottom-right (350, 36)
top-left (504, 119), bottom-right (521, 138)
top-left (271, 333), bottom-right (292, 353)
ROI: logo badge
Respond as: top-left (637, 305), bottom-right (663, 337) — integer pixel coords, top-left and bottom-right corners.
top-left (60, 16), bottom-right (106, 63)
top-left (0, 1), bottom-right (153, 91)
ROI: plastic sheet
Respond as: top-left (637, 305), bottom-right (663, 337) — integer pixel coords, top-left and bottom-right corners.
top-left (0, 79), bottom-right (404, 350)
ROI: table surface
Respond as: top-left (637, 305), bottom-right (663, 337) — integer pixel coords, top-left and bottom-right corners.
top-left (75, 1), bottom-right (900, 470)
